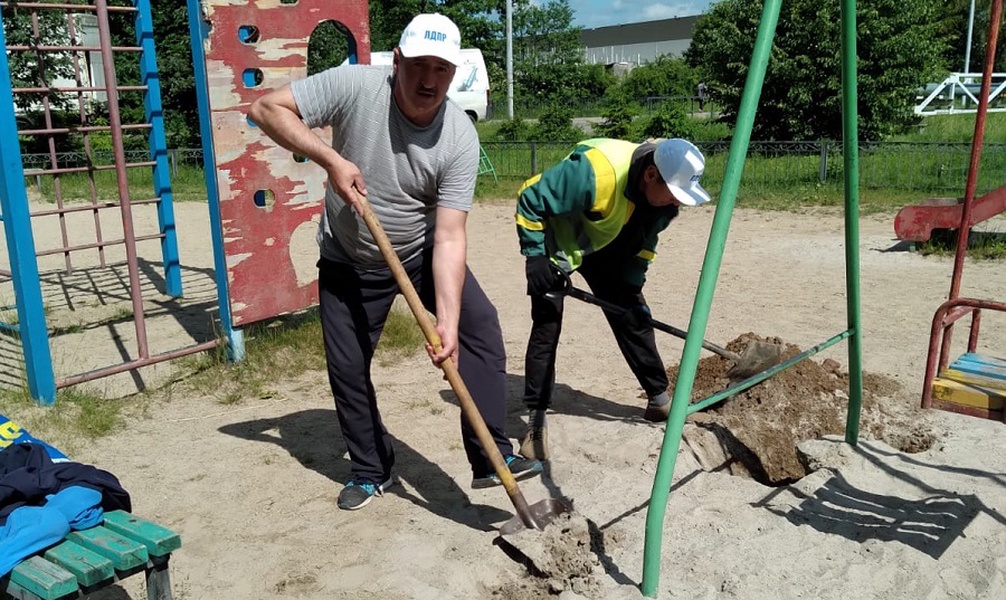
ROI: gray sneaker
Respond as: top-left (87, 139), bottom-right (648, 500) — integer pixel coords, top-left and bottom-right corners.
top-left (337, 476), bottom-right (395, 510)
top-left (471, 455), bottom-right (543, 489)
top-left (519, 425), bottom-right (549, 461)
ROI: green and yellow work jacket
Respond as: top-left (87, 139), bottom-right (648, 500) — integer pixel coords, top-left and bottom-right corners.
top-left (515, 138), bottom-right (677, 289)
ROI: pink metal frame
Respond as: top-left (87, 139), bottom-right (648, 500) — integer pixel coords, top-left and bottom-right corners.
top-left (1, 0), bottom-right (220, 390)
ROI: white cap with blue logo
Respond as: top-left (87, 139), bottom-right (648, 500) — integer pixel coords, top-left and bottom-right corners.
top-left (398, 13), bottom-right (463, 67)
top-left (654, 138), bottom-right (711, 206)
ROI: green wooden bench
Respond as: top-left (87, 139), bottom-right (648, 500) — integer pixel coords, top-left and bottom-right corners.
top-left (2, 511), bottom-right (181, 600)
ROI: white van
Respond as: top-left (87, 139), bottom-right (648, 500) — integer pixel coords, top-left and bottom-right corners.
top-left (356, 48), bottom-right (491, 122)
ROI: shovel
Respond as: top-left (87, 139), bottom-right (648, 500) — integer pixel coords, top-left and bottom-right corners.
top-left (354, 190), bottom-right (568, 534)
top-left (547, 272), bottom-right (783, 379)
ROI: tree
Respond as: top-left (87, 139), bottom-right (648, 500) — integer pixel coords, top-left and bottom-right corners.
top-left (619, 55), bottom-right (697, 100)
top-left (639, 101), bottom-right (696, 140)
top-left (365, 0), bottom-right (512, 99)
top-left (510, 0), bottom-right (605, 108)
top-left (148, 5), bottom-right (200, 149)
top-left (936, 0), bottom-right (1006, 73)
top-left (594, 103), bottom-right (634, 139)
top-left (531, 101), bottom-right (585, 141)
top-left (686, 0), bottom-right (948, 141)
top-left (367, 0), bottom-right (502, 54)
top-left (2, 5), bottom-right (74, 113)
top-left (106, 5), bottom-right (198, 150)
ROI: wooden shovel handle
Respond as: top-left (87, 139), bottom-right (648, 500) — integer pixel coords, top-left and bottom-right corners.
top-left (354, 191), bottom-right (539, 530)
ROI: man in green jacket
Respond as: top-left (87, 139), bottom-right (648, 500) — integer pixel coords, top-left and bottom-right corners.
top-left (515, 137), bottom-right (710, 460)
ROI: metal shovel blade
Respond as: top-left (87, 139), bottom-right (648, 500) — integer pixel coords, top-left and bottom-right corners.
top-left (499, 498), bottom-right (572, 536)
top-left (725, 341), bottom-right (785, 379)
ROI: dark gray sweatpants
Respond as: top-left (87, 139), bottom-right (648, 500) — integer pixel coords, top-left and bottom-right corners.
top-left (318, 249), bottom-right (514, 483)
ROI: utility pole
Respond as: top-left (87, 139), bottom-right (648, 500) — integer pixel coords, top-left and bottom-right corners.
top-left (965, 0), bottom-right (976, 74)
top-left (507, 0), bottom-right (514, 119)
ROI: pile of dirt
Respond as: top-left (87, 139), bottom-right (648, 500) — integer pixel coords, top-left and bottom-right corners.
top-left (491, 512), bottom-right (604, 599)
top-left (671, 333), bottom-right (938, 485)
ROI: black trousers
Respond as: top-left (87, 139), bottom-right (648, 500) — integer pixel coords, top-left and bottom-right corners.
top-left (318, 249), bottom-right (514, 482)
top-left (523, 258), bottom-right (669, 412)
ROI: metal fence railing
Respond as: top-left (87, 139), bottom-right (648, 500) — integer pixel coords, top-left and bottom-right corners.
top-left (499, 95), bottom-right (708, 119)
top-left (481, 140), bottom-right (1006, 195)
top-left (21, 141), bottom-right (1006, 195)
top-left (21, 148), bottom-right (204, 176)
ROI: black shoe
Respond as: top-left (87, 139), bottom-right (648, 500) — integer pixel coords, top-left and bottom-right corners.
top-left (337, 476), bottom-right (395, 510)
top-left (471, 455), bottom-right (543, 489)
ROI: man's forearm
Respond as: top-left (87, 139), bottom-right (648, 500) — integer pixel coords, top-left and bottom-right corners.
top-left (432, 208), bottom-right (469, 333)
top-left (432, 237), bottom-right (466, 330)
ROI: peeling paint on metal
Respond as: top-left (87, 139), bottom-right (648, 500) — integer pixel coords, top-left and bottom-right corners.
top-left (201, 0), bottom-right (369, 325)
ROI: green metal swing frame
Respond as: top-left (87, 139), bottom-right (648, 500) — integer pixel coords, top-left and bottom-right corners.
top-left (640, 0), bottom-right (865, 596)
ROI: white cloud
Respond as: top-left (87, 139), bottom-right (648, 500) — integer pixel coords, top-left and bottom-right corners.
top-left (603, 1), bottom-right (708, 23)
top-left (643, 2), bottom-right (708, 20)
top-left (577, 1), bottom-right (711, 28)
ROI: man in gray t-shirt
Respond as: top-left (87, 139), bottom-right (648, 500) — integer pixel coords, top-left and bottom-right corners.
top-left (248, 13), bottom-right (541, 511)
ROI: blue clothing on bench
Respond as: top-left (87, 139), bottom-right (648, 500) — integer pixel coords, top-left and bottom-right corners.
top-left (0, 505), bottom-right (69, 577)
top-left (0, 486), bottom-right (104, 577)
top-left (1, 441), bottom-right (132, 578)
top-left (0, 442), bottom-right (131, 525)
top-left (45, 485), bottom-right (105, 530)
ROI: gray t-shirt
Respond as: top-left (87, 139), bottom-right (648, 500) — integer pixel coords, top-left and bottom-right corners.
top-left (290, 65), bottom-right (480, 268)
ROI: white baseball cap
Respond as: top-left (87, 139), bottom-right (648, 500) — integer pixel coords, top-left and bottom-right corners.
top-left (398, 14), bottom-right (463, 67)
top-left (654, 138), bottom-right (711, 206)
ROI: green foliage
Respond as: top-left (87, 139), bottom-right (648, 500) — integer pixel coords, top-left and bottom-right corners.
top-left (374, 303), bottom-right (427, 366)
top-left (367, 0), bottom-right (428, 51)
top-left (892, 112), bottom-right (1006, 143)
top-left (367, 0), bottom-right (502, 54)
top-left (103, 5), bottom-right (197, 150)
top-left (494, 117), bottom-right (535, 141)
top-left (532, 101), bottom-right (586, 141)
top-left (511, 0), bottom-right (582, 65)
top-left (517, 62), bottom-right (610, 111)
top-left (88, 117), bottom-right (113, 154)
top-left (308, 21), bottom-right (350, 74)
top-left (689, 118), bottom-right (733, 142)
top-left (490, 103), bottom-right (586, 143)
top-left (619, 56), bottom-right (697, 100)
top-left (686, 0), bottom-right (948, 141)
top-left (935, 1), bottom-right (1006, 73)
top-left (510, 1), bottom-right (595, 109)
top-left (594, 104), bottom-right (635, 139)
top-left (638, 102), bottom-right (697, 140)
top-left (918, 229), bottom-right (1006, 260)
top-left (2, 6), bottom-right (75, 112)
top-left (0, 385), bottom-right (124, 454)
top-left (29, 164), bottom-right (209, 202)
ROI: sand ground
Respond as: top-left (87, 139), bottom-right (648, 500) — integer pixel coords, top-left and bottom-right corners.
top-left (2, 199), bottom-right (1005, 599)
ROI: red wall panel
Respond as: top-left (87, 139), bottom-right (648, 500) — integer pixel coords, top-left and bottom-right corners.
top-left (201, 0), bottom-right (369, 325)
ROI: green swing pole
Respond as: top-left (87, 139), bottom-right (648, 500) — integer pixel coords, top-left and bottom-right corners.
top-left (841, 0), bottom-right (864, 445)
top-left (639, 0), bottom-right (783, 596)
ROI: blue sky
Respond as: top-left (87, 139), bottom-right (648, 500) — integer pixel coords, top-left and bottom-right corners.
top-left (571, 1), bottom-right (713, 29)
